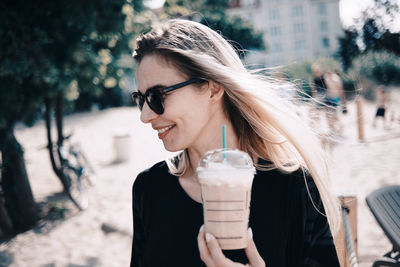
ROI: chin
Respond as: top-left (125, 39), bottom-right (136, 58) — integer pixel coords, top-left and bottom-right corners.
top-left (164, 147), bottom-right (181, 152)
top-left (162, 142), bottom-right (184, 153)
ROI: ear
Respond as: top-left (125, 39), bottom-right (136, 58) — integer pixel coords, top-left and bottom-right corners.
top-left (207, 81), bottom-right (225, 103)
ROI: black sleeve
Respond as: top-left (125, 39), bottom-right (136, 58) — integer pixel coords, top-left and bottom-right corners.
top-left (300, 175), bottom-right (340, 267)
top-left (130, 171), bottom-right (148, 267)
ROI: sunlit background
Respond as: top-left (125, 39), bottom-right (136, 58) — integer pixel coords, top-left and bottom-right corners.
top-left (1, 0), bottom-right (399, 266)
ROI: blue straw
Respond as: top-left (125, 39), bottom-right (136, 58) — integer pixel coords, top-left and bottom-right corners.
top-left (222, 125), bottom-right (227, 160)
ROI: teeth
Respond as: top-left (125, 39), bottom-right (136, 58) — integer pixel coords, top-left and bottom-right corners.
top-left (157, 125), bottom-right (174, 134)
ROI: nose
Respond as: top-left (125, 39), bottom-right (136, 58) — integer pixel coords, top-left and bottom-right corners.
top-left (140, 102), bottom-right (159, 123)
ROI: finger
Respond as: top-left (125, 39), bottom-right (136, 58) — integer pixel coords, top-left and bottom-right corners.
top-left (197, 225), bottom-right (213, 266)
top-left (244, 228), bottom-right (265, 267)
top-left (205, 232), bottom-right (227, 265)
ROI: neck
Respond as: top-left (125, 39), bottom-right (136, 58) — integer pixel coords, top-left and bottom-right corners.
top-left (183, 120), bottom-right (239, 178)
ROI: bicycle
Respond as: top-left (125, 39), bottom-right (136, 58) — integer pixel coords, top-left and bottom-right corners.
top-left (44, 96), bottom-right (95, 210)
top-left (57, 134), bottom-right (96, 210)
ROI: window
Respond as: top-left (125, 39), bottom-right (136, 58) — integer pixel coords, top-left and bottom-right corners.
top-left (229, 0), bottom-right (258, 8)
top-left (294, 39), bottom-right (306, 50)
top-left (269, 26), bottom-right (281, 36)
top-left (247, 12), bottom-right (255, 22)
top-left (317, 3), bottom-right (327, 15)
top-left (241, 0), bottom-right (258, 8)
top-left (268, 8), bottom-right (280, 20)
top-left (292, 6), bottom-right (304, 17)
top-left (271, 43), bottom-right (283, 53)
top-left (322, 37), bottom-right (330, 48)
top-left (320, 21), bottom-right (328, 32)
top-left (293, 23), bottom-right (305, 33)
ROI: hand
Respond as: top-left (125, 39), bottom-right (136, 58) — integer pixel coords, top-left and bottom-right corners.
top-left (197, 225), bottom-right (265, 267)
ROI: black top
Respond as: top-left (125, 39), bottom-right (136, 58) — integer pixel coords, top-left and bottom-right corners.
top-left (130, 161), bottom-right (339, 267)
top-left (314, 76), bottom-right (328, 96)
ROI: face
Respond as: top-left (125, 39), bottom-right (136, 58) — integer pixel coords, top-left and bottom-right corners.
top-left (312, 65), bottom-right (323, 78)
top-left (136, 54), bottom-right (215, 152)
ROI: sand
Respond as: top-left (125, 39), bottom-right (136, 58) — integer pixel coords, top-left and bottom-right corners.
top-left (0, 95), bottom-right (399, 267)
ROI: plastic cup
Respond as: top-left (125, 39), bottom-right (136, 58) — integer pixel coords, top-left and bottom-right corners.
top-left (197, 148), bottom-right (255, 250)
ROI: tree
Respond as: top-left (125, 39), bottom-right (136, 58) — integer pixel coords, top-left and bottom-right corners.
top-left (163, 0), bottom-right (264, 55)
top-left (361, 18), bottom-right (400, 55)
top-left (336, 0), bottom-right (400, 70)
top-left (0, 0), bottom-right (142, 235)
top-left (337, 30), bottom-right (360, 71)
top-left (199, 15), bottom-right (265, 55)
top-left (348, 51), bottom-right (400, 99)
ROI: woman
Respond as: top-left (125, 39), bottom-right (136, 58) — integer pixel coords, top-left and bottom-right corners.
top-left (130, 19), bottom-right (340, 267)
top-left (372, 86), bottom-right (389, 128)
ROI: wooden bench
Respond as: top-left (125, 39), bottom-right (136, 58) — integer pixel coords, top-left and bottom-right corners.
top-left (334, 195), bottom-right (358, 267)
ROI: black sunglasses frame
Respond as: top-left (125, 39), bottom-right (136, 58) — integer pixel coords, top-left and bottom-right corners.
top-left (132, 78), bottom-right (203, 115)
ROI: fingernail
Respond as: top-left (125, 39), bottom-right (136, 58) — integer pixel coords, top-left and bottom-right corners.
top-left (199, 225), bottom-right (204, 233)
top-left (248, 228), bottom-right (253, 240)
top-left (206, 233), bottom-right (214, 242)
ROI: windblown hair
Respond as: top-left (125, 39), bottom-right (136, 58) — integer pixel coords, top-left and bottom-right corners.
top-left (133, 19), bottom-right (340, 234)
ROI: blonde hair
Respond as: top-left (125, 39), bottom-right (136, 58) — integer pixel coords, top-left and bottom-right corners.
top-left (134, 19), bottom-right (340, 234)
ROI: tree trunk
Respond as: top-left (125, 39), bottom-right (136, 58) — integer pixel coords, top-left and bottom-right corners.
top-left (0, 127), bottom-right (39, 232)
top-left (0, 194), bottom-right (14, 236)
top-left (55, 92), bottom-right (64, 146)
top-left (0, 151), bottom-right (14, 236)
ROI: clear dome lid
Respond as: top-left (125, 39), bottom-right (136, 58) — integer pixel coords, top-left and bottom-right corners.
top-left (198, 148), bottom-right (254, 170)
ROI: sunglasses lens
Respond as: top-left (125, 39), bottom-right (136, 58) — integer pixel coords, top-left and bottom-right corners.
top-left (132, 93), bottom-right (144, 110)
top-left (146, 91), bottom-right (164, 114)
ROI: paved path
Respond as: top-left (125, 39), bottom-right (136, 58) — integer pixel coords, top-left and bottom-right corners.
top-left (0, 99), bottom-right (399, 266)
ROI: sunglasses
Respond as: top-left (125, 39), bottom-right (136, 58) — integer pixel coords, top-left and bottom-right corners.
top-left (132, 78), bottom-right (203, 115)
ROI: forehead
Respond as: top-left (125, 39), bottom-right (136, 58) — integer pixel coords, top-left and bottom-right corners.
top-left (312, 65), bottom-right (322, 72)
top-left (136, 54), bottom-right (186, 92)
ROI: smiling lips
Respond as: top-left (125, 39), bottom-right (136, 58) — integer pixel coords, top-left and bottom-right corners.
top-left (156, 124), bottom-right (175, 139)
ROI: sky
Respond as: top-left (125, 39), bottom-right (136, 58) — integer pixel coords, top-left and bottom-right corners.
top-left (339, 0), bottom-right (373, 27)
top-left (340, 0), bottom-right (400, 31)
top-left (143, 0), bottom-right (400, 30)
top-left (143, 0), bottom-right (165, 9)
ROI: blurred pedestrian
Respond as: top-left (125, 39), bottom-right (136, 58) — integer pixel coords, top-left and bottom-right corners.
top-left (372, 86), bottom-right (389, 128)
top-left (311, 63), bottom-right (328, 107)
top-left (324, 71), bottom-right (345, 134)
top-left (333, 70), bottom-right (347, 114)
top-left (310, 64), bottom-right (345, 136)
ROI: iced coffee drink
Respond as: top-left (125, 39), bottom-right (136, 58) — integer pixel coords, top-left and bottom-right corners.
top-left (197, 149), bottom-right (255, 250)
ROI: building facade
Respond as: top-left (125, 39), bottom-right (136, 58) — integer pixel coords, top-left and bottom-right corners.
top-left (227, 0), bottom-right (343, 67)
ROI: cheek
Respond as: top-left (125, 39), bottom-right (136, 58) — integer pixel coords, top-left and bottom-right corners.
top-left (167, 91), bottom-right (210, 120)
top-left (181, 101), bottom-right (210, 137)
top-left (183, 94), bottom-right (209, 119)
top-left (171, 98), bottom-right (209, 134)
